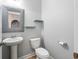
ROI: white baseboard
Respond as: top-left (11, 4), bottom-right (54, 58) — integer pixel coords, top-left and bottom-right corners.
top-left (18, 52), bottom-right (35, 59)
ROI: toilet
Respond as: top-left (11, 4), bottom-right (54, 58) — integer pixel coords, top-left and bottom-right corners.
top-left (30, 38), bottom-right (50, 59)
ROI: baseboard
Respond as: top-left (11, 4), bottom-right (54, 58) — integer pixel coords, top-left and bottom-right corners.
top-left (18, 52), bottom-right (35, 59)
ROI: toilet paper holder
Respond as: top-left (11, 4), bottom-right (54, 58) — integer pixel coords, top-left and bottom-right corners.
top-left (58, 41), bottom-right (69, 49)
top-left (58, 41), bottom-right (67, 46)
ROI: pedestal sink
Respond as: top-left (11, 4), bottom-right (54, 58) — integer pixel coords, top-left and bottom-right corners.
top-left (3, 37), bottom-right (23, 59)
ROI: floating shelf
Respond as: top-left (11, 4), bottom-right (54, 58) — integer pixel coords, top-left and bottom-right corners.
top-left (34, 20), bottom-right (43, 22)
top-left (25, 26), bottom-right (35, 28)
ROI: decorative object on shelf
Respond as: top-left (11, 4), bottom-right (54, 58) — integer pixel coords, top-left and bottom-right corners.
top-left (2, 6), bottom-right (24, 33)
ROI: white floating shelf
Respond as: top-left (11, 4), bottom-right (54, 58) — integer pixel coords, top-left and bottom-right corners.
top-left (25, 26), bottom-right (35, 28)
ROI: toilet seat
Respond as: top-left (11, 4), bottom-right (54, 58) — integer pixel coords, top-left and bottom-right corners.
top-left (35, 48), bottom-right (49, 57)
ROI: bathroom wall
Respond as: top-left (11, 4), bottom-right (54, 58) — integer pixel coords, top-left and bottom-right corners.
top-left (22, 0), bottom-right (41, 26)
top-left (42, 0), bottom-right (75, 59)
top-left (2, 0), bottom-right (41, 59)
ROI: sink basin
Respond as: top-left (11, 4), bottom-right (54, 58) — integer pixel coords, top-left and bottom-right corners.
top-left (3, 37), bottom-right (23, 46)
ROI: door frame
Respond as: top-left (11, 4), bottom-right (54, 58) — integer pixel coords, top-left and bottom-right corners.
top-left (0, 6), bottom-right (2, 59)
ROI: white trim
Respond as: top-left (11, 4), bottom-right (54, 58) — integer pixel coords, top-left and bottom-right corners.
top-left (78, 1), bottom-right (79, 56)
top-left (0, 6), bottom-right (2, 59)
top-left (18, 52), bottom-right (35, 59)
top-left (74, 0), bottom-right (78, 52)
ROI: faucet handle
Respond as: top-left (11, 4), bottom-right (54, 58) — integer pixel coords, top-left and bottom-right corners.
top-left (0, 42), bottom-right (5, 46)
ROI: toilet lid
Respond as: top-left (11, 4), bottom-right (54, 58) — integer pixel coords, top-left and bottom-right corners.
top-left (35, 48), bottom-right (49, 57)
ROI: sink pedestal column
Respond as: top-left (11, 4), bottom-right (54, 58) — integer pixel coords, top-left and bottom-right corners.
top-left (11, 46), bottom-right (17, 59)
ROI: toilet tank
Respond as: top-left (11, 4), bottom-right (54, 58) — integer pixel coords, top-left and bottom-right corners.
top-left (30, 38), bottom-right (41, 49)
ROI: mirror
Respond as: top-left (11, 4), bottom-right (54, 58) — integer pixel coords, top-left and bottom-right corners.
top-left (2, 6), bottom-right (24, 33)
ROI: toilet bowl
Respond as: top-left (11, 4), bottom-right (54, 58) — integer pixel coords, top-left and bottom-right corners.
top-left (35, 48), bottom-right (49, 59)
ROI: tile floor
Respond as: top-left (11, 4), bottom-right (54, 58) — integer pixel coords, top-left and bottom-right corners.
top-left (28, 55), bottom-right (78, 59)
top-left (28, 56), bottom-right (36, 59)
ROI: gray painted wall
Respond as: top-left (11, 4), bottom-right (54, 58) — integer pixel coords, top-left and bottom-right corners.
top-left (42, 0), bottom-right (75, 59)
top-left (22, 0), bottom-right (41, 26)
